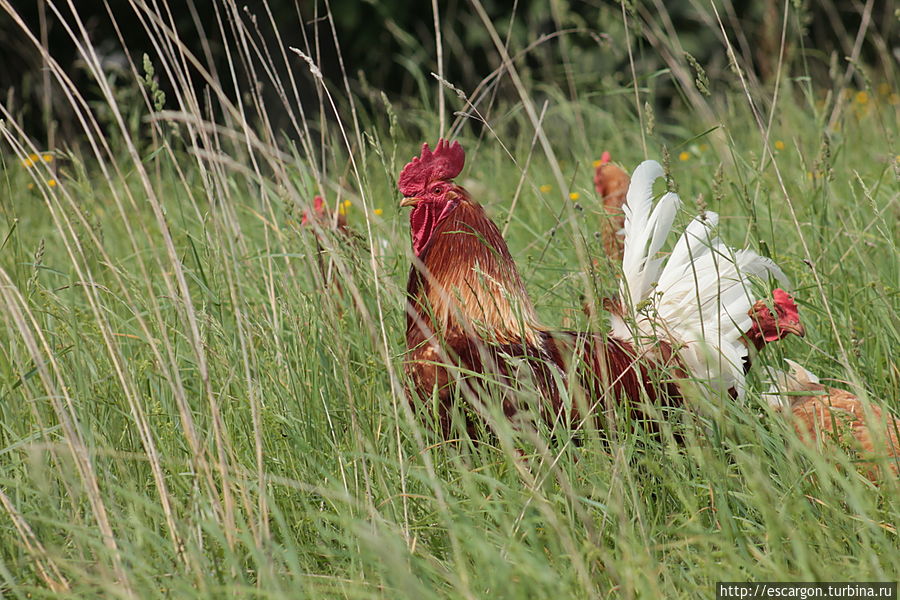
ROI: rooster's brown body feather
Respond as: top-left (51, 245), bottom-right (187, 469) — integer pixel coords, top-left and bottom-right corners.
top-left (405, 193), bottom-right (683, 433)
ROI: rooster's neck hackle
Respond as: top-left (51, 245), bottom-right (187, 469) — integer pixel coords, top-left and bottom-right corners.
top-left (407, 192), bottom-right (543, 348)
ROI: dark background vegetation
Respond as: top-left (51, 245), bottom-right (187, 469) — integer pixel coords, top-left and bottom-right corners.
top-left (1, 0), bottom-right (896, 145)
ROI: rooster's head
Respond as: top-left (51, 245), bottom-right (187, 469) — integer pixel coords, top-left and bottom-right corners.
top-left (398, 139), bottom-right (466, 255)
top-left (745, 288), bottom-right (805, 350)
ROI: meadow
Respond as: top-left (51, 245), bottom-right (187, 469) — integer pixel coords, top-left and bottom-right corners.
top-left (0, 2), bottom-right (897, 597)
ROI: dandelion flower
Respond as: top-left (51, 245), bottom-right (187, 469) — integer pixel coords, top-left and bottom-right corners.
top-left (774, 140), bottom-right (785, 151)
top-left (27, 182), bottom-right (34, 190)
top-left (592, 159), bottom-right (603, 168)
top-left (539, 184), bottom-right (552, 193)
top-left (569, 192), bottom-right (580, 201)
top-left (21, 158), bottom-right (33, 168)
top-left (338, 206), bottom-right (346, 215)
top-left (374, 208), bottom-right (383, 216)
top-left (855, 91), bottom-right (869, 105)
top-left (47, 179), bottom-right (57, 187)
top-left (29, 153), bottom-right (39, 162)
top-left (343, 200), bottom-right (351, 207)
top-left (42, 154), bottom-right (53, 163)
top-left (678, 151), bottom-right (690, 162)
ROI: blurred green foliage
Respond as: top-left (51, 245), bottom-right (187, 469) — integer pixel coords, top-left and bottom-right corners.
top-left (0, 0), bottom-right (895, 144)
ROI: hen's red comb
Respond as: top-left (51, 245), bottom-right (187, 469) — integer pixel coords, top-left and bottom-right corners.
top-left (773, 289), bottom-right (798, 319)
top-left (599, 150), bottom-right (611, 165)
top-left (398, 139), bottom-right (465, 197)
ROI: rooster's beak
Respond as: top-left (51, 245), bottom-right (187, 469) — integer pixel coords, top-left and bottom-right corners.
top-left (400, 197), bottom-right (420, 207)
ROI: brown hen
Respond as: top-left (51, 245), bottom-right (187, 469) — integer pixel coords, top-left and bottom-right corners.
top-left (765, 360), bottom-right (900, 480)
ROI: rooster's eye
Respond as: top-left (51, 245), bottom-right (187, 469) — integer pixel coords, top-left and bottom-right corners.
top-left (431, 186), bottom-right (443, 195)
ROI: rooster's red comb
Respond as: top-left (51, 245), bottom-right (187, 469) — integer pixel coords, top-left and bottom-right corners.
top-left (398, 139), bottom-right (465, 197)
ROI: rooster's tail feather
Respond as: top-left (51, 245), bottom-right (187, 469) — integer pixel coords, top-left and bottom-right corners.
top-left (620, 161), bottom-right (682, 308)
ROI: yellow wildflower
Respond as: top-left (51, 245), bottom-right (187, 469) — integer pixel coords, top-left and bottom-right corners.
top-left (47, 179), bottom-right (57, 187)
top-left (855, 90), bottom-right (869, 105)
top-left (42, 154), bottom-right (53, 163)
top-left (592, 159), bottom-right (603, 168)
top-left (27, 182), bottom-right (34, 190)
top-left (678, 151), bottom-right (690, 161)
top-left (774, 140), bottom-right (785, 151)
top-left (569, 192), bottom-right (580, 201)
top-left (539, 185), bottom-right (552, 193)
top-left (343, 200), bottom-right (351, 207)
top-left (21, 158), bottom-right (34, 168)
top-left (374, 208), bottom-right (383, 216)
top-left (29, 153), bottom-right (39, 162)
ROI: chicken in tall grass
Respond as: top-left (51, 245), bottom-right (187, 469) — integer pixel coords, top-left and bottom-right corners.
top-left (399, 139), bottom-right (802, 434)
top-left (765, 360), bottom-right (899, 480)
top-left (593, 150), bottom-right (630, 261)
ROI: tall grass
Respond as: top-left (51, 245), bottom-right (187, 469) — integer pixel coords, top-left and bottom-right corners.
top-left (0, 1), bottom-right (897, 597)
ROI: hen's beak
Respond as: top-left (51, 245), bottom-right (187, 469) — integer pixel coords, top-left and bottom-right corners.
top-left (780, 321), bottom-right (806, 338)
top-left (400, 197), bottom-right (420, 207)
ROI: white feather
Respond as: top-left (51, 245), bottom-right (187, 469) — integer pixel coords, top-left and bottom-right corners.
top-left (760, 366), bottom-right (791, 408)
top-left (619, 161), bottom-right (682, 308)
top-left (616, 161), bottom-right (789, 398)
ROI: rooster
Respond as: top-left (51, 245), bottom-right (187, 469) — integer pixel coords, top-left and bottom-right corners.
top-left (400, 139), bottom-right (802, 433)
top-left (593, 151), bottom-right (630, 261)
top-left (764, 360), bottom-right (899, 480)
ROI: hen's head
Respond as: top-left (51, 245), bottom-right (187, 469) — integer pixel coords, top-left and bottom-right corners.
top-left (300, 195), bottom-right (326, 225)
top-left (745, 289), bottom-right (805, 350)
top-left (300, 195), bottom-right (347, 232)
top-left (398, 139), bottom-right (466, 255)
